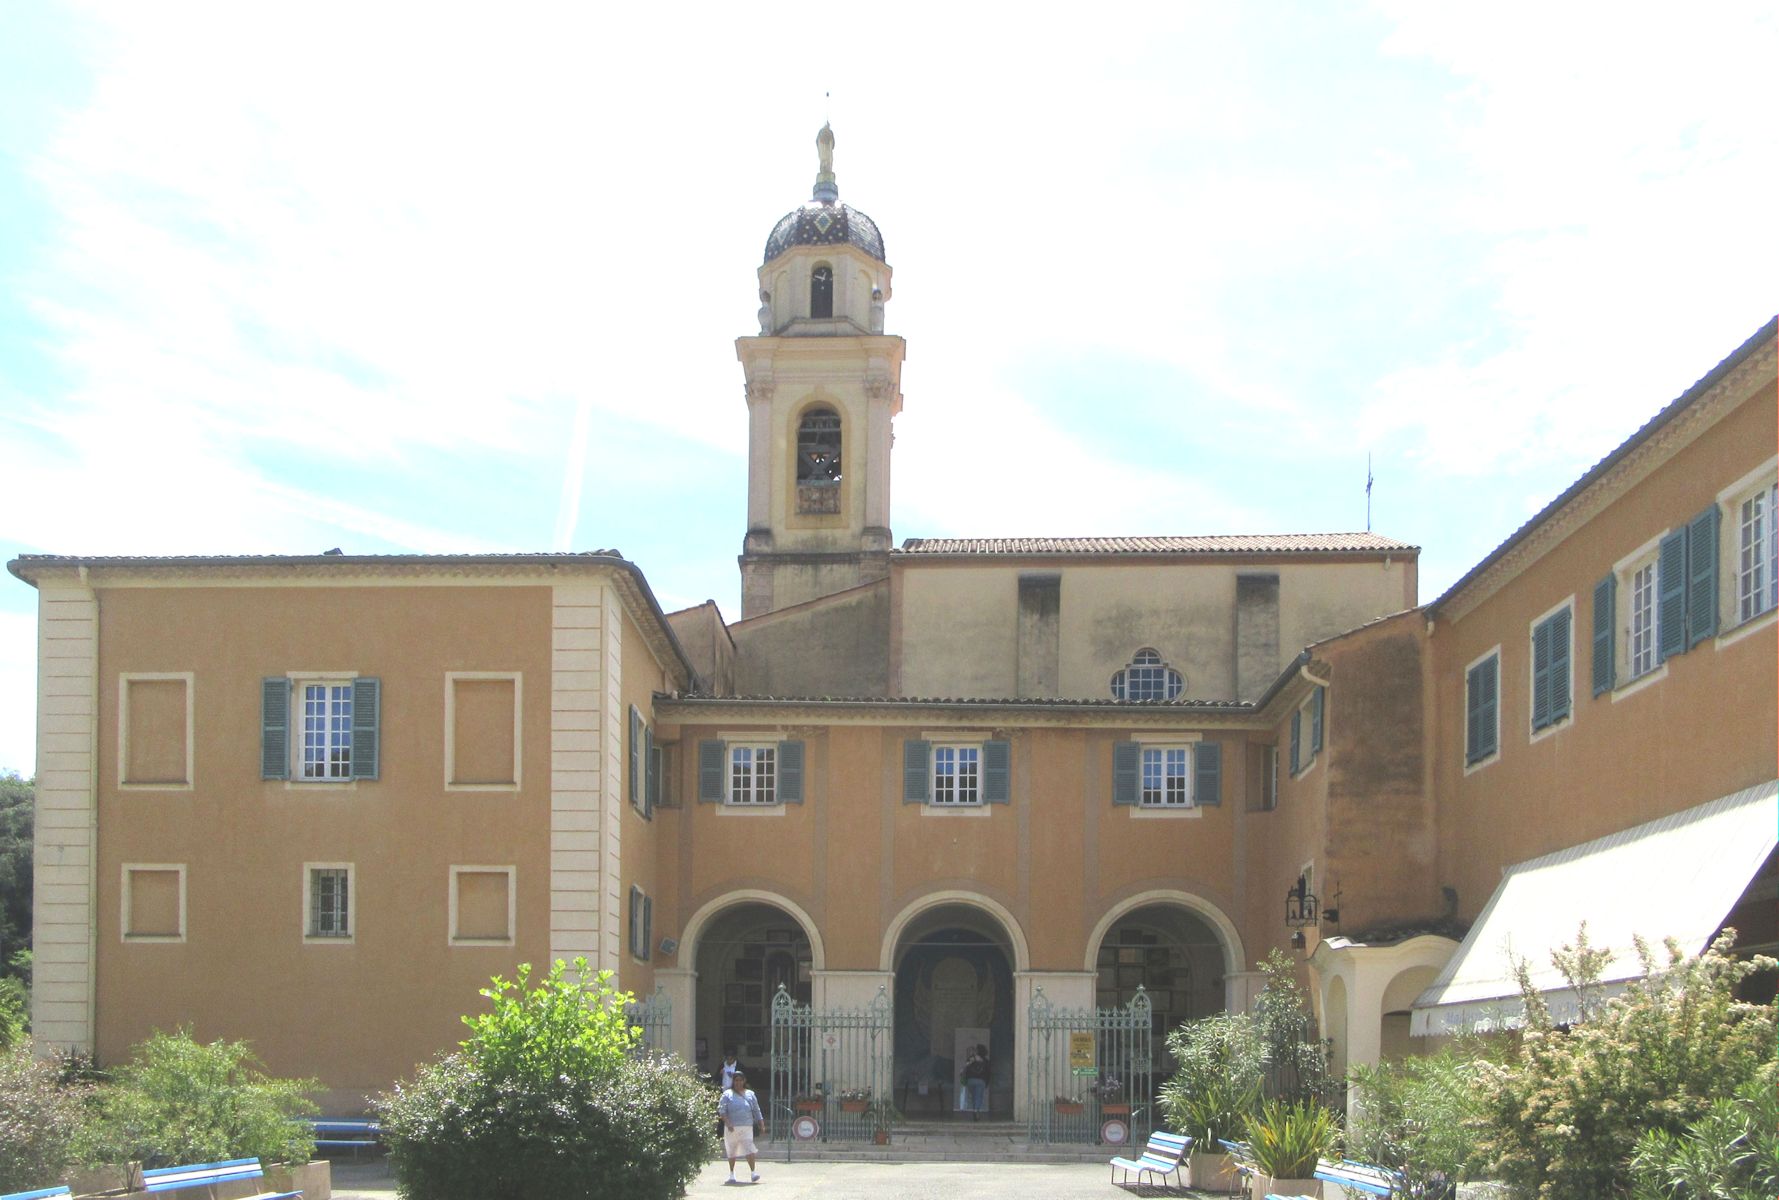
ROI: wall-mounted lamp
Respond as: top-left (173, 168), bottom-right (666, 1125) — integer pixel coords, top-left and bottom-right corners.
top-left (1285, 873), bottom-right (1319, 928)
top-left (1290, 930), bottom-right (1306, 951)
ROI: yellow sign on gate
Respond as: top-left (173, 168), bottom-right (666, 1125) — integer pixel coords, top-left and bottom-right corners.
top-left (1068, 1031), bottom-right (1096, 1073)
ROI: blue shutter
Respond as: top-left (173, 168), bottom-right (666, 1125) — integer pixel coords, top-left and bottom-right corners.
top-left (698, 739), bottom-right (725, 803)
top-left (261, 677), bottom-right (290, 780)
top-left (629, 706), bottom-right (643, 808)
top-left (1548, 609), bottom-right (1571, 722)
top-left (350, 677), bottom-right (380, 780)
top-left (982, 739), bottom-right (1011, 804)
top-left (643, 726), bottom-right (657, 816)
top-left (1478, 656), bottom-right (1498, 760)
top-left (1591, 575), bottom-right (1616, 696)
top-left (1289, 710), bottom-right (1301, 774)
top-left (642, 894), bottom-right (653, 961)
top-left (1464, 666), bottom-right (1480, 764)
top-left (648, 741), bottom-right (664, 810)
top-left (1657, 528), bottom-right (1688, 660)
top-left (1531, 618), bottom-right (1552, 730)
top-left (903, 739), bottom-right (930, 803)
top-left (1111, 741), bottom-right (1139, 805)
top-left (778, 739), bottom-right (804, 804)
top-left (1194, 741), bottom-right (1221, 806)
top-left (1310, 687), bottom-right (1325, 754)
top-left (1687, 504), bottom-right (1720, 647)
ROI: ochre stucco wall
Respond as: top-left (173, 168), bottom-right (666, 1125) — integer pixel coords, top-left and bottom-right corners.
top-left (93, 584), bottom-right (554, 1104)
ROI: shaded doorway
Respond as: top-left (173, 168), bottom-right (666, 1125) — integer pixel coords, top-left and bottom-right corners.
top-left (892, 905), bottom-right (1015, 1119)
top-left (1094, 903), bottom-right (1229, 1038)
top-left (692, 902), bottom-right (812, 1078)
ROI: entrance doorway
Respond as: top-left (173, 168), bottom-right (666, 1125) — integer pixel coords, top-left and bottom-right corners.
top-left (891, 904), bottom-right (1015, 1119)
top-left (692, 902), bottom-right (813, 1079)
top-left (1093, 903), bottom-right (1229, 1038)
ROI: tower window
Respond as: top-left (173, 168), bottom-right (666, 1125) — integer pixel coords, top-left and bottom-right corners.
top-left (810, 265), bottom-right (833, 319)
top-left (1111, 648), bottom-right (1184, 701)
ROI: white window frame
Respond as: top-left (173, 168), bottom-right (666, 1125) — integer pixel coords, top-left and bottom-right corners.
top-left (726, 743), bottom-right (778, 806)
top-left (1717, 458), bottom-right (1779, 641)
top-left (449, 865), bottom-right (517, 946)
top-left (628, 884), bottom-right (652, 962)
top-left (292, 674), bottom-right (356, 782)
top-left (1292, 694), bottom-right (1320, 777)
top-left (930, 743), bottom-right (983, 806)
top-left (1264, 745), bottom-right (1279, 811)
top-left (1736, 482), bottom-right (1778, 625)
top-left (1110, 648), bottom-right (1185, 702)
top-left (444, 672), bottom-right (523, 791)
top-left (1528, 596), bottom-right (1575, 742)
top-left (1462, 645), bottom-right (1502, 775)
top-left (120, 862), bottom-right (186, 943)
top-left (117, 672), bottom-right (196, 791)
top-left (303, 862), bottom-right (355, 944)
top-left (1138, 744), bottom-right (1193, 808)
top-left (1627, 557), bottom-right (1658, 680)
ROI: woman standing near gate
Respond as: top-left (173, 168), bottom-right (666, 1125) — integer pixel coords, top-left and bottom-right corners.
top-left (959, 1044), bottom-right (990, 1119)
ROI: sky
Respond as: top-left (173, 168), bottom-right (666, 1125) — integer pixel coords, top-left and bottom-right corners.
top-left (0, 2), bottom-right (1775, 776)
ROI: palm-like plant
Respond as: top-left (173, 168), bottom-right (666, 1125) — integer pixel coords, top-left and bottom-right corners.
top-left (1245, 1098), bottom-right (1340, 1180)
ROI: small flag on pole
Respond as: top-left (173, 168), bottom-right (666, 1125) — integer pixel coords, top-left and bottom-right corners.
top-left (1366, 453), bottom-right (1374, 532)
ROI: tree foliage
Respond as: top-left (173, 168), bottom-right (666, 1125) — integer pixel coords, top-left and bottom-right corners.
top-left (78, 1028), bottom-right (317, 1169)
top-left (1348, 1045), bottom-right (1494, 1198)
top-left (1253, 948), bottom-right (1333, 1104)
top-left (1474, 928), bottom-right (1776, 1199)
top-left (0, 1044), bottom-right (89, 1194)
top-left (0, 774), bottom-right (31, 975)
top-left (1629, 1076), bottom-right (1779, 1200)
top-left (1159, 1012), bottom-right (1263, 1147)
top-left (378, 959), bottom-right (713, 1200)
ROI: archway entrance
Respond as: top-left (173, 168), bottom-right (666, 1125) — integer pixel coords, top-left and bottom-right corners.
top-left (891, 904), bottom-right (1015, 1119)
top-left (692, 902), bottom-right (813, 1079)
top-left (1093, 903), bottom-right (1230, 1039)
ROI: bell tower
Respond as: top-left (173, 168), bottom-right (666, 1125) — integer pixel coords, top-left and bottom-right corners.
top-left (737, 125), bottom-right (905, 619)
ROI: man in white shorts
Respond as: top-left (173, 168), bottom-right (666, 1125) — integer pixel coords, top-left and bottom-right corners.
top-left (718, 1068), bottom-right (764, 1183)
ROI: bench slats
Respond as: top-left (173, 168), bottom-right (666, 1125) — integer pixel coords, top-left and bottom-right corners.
top-left (1314, 1157), bottom-right (1400, 1196)
top-left (1, 1187), bottom-right (74, 1200)
top-left (140, 1156), bottom-right (301, 1199)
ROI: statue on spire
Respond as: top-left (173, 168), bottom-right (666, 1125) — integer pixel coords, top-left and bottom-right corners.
top-left (813, 123), bottom-right (838, 203)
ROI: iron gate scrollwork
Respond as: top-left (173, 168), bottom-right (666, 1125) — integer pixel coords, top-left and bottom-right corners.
top-left (625, 987), bottom-right (672, 1054)
top-left (1026, 985), bottom-right (1153, 1145)
top-left (768, 983), bottom-right (892, 1151)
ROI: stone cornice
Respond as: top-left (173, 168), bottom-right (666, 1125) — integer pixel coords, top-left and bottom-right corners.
top-left (654, 694), bottom-right (1274, 732)
top-left (1436, 335), bottom-right (1777, 624)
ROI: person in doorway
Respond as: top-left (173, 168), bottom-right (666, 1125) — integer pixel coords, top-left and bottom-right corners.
top-left (719, 1068), bottom-right (765, 1184)
top-left (720, 1048), bottom-right (744, 1092)
top-left (960, 1044), bottom-right (990, 1120)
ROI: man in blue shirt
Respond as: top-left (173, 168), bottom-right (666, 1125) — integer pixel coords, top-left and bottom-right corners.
top-left (718, 1068), bottom-right (764, 1183)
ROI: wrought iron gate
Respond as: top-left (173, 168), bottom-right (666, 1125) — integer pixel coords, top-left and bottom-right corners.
top-left (626, 987), bottom-right (672, 1054)
top-left (1025, 985), bottom-right (1154, 1145)
top-left (768, 984), bottom-right (892, 1146)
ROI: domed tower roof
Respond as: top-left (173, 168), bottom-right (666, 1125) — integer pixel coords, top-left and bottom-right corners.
top-left (762, 123), bottom-right (886, 265)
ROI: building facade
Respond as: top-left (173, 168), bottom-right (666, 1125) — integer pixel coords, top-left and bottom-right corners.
top-left (13, 127), bottom-right (1776, 1117)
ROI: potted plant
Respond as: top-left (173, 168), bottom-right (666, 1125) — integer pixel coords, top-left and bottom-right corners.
top-left (1159, 1011), bottom-right (1265, 1189)
top-left (837, 1087), bottom-right (871, 1114)
top-left (1091, 1073), bottom-right (1128, 1116)
top-left (1053, 1092), bottom-right (1086, 1116)
top-left (1244, 1098), bottom-right (1340, 1197)
top-left (794, 1087), bottom-right (825, 1114)
top-left (867, 1096), bottom-right (898, 1145)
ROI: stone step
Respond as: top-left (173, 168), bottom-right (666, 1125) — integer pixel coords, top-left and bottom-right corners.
top-left (756, 1132), bottom-right (1123, 1164)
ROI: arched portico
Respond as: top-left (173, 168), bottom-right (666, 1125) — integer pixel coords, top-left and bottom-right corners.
top-left (1309, 933), bottom-right (1459, 1119)
top-left (878, 889), bottom-right (1031, 974)
top-left (1084, 888), bottom-right (1248, 1015)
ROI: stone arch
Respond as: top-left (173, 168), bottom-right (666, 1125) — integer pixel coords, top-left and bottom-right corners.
top-left (680, 887), bottom-right (826, 971)
top-left (878, 889), bottom-right (1030, 974)
top-left (1082, 888), bottom-right (1245, 977)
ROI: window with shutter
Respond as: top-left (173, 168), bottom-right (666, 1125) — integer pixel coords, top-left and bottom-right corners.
top-left (1591, 574), bottom-right (1615, 696)
top-left (1657, 527), bottom-right (1688, 660)
top-left (1289, 710), bottom-right (1302, 775)
top-left (1687, 504), bottom-right (1720, 647)
top-left (1531, 606), bottom-right (1572, 732)
top-left (1465, 652), bottom-right (1499, 766)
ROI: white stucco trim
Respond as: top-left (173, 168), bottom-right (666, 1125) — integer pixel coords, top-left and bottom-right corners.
top-left (679, 888), bottom-right (828, 972)
top-left (116, 672), bottom-right (195, 790)
top-left (878, 889), bottom-right (1031, 974)
top-left (443, 671), bottom-right (523, 791)
top-left (1081, 888), bottom-right (1246, 978)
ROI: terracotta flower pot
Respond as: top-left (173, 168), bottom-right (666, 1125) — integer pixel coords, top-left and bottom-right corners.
top-left (1101, 1102), bottom-right (1131, 1116)
top-left (840, 1100), bottom-right (868, 1113)
top-left (1054, 1101), bottom-right (1085, 1116)
top-left (795, 1099), bottom-right (824, 1113)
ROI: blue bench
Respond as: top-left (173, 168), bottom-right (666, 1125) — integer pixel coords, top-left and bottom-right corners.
top-left (309, 1116), bottom-right (382, 1153)
top-left (1, 1187), bottom-right (72, 1200)
top-left (1109, 1129), bottom-right (1191, 1191)
top-left (1266, 1156), bottom-right (1404, 1199)
top-left (1218, 1138), bottom-right (1259, 1198)
top-left (142, 1158), bottom-right (301, 1199)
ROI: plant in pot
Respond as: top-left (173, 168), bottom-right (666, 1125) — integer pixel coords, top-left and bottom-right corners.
top-left (1244, 1098), bottom-right (1340, 1197)
top-left (836, 1087), bottom-right (871, 1114)
top-left (1159, 1011), bottom-right (1264, 1189)
top-left (1053, 1091), bottom-right (1086, 1116)
top-left (866, 1097), bottom-right (898, 1145)
top-left (793, 1087), bottom-right (825, 1113)
top-left (1090, 1074), bottom-right (1128, 1116)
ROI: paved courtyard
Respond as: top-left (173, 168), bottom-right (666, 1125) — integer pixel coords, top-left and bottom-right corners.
top-left (329, 1157), bottom-right (1215, 1199)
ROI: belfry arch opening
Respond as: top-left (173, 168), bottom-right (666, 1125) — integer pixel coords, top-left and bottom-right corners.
top-left (692, 901), bottom-right (813, 1078)
top-left (795, 405), bottom-right (843, 514)
top-left (810, 264), bottom-right (834, 318)
top-left (891, 902), bottom-right (1015, 1120)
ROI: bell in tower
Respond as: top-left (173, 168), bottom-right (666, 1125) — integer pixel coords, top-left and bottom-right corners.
top-left (737, 125), bottom-right (906, 620)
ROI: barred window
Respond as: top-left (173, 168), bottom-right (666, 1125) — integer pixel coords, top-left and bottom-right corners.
top-left (308, 867), bottom-right (350, 938)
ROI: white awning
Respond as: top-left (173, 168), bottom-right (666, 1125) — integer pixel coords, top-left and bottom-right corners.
top-left (1412, 780), bottom-right (1778, 1036)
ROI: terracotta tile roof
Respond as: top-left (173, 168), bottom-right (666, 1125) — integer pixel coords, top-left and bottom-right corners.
top-left (894, 533), bottom-right (1417, 556)
top-left (669, 693), bottom-right (1252, 708)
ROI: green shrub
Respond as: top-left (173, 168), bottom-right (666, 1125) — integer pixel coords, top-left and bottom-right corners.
top-left (1348, 1045), bottom-right (1493, 1198)
top-left (1159, 1011), bottom-right (1263, 1147)
top-left (1244, 1097), bottom-right (1340, 1179)
top-left (1629, 1076), bottom-right (1779, 1200)
top-left (377, 959), bottom-right (714, 1200)
top-left (0, 976), bottom-right (25, 1051)
top-left (1253, 948), bottom-right (1332, 1104)
top-left (0, 1044), bottom-right (89, 1193)
top-left (1475, 928), bottom-right (1777, 1199)
top-left (79, 1028), bottom-right (317, 1168)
